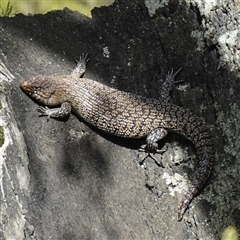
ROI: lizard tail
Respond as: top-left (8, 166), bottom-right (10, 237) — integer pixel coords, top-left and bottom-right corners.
top-left (178, 119), bottom-right (214, 221)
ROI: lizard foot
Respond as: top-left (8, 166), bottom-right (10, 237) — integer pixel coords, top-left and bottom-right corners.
top-left (37, 106), bottom-right (49, 116)
top-left (138, 144), bottom-right (166, 154)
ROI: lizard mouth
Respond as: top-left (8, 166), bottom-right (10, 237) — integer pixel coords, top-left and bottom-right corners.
top-left (20, 81), bottom-right (33, 94)
top-left (20, 80), bottom-right (41, 101)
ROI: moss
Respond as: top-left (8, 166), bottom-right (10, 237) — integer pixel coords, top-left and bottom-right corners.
top-left (0, 126), bottom-right (4, 147)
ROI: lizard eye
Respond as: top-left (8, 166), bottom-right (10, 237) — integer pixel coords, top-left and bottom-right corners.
top-left (34, 86), bottom-right (41, 91)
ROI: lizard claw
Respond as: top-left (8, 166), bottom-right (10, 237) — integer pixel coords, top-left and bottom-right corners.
top-left (37, 106), bottom-right (51, 121)
top-left (138, 144), bottom-right (147, 152)
top-left (37, 106), bottom-right (49, 116)
top-left (72, 54), bottom-right (89, 78)
top-left (160, 68), bottom-right (183, 103)
top-left (79, 53), bottom-right (89, 64)
top-left (138, 144), bottom-right (166, 154)
top-left (166, 68), bottom-right (183, 86)
top-left (167, 67), bottom-right (182, 79)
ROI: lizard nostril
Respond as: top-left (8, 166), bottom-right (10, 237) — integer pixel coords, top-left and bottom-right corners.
top-left (20, 81), bottom-right (25, 89)
top-left (20, 80), bottom-right (28, 90)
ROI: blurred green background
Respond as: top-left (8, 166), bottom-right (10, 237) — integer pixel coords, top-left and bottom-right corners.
top-left (0, 0), bottom-right (113, 17)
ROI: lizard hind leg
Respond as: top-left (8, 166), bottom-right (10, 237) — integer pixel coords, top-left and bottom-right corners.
top-left (160, 68), bottom-right (182, 103)
top-left (140, 128), bottom-right (168, 153)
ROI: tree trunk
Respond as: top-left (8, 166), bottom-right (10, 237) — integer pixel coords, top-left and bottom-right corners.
top-left (0, 0), bottom-right (239, 239)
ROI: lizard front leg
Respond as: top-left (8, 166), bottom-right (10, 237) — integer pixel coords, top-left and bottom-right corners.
top-left (71, 54), bottom-right (89, 79)
top-left (38, 102), bottom-right (71, 119)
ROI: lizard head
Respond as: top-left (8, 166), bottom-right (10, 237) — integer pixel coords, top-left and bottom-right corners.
top-left (20, 76), bottom-right (62, 106)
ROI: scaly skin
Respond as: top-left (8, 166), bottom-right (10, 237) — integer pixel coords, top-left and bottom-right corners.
top-left (20, 55), bottom-right (214, 221)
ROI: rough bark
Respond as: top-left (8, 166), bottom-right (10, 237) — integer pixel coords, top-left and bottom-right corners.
top-left (0, 0), bottom-right (240, 239)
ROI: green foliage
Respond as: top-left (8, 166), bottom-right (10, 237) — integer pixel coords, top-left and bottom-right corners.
top-left (0, 0), bottom-right (113, 17)
top-left (221, 226), bottom-right (239, 240)
top-left (0, 1), bottom-right (14, 17)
